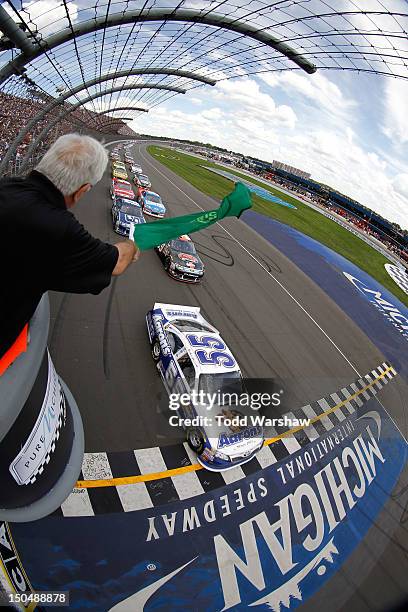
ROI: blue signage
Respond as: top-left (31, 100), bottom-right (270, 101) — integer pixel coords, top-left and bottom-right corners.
top-left (243, 211), bottom-right (408, 381)
top-left (204, 167), bottom-right (297, 209)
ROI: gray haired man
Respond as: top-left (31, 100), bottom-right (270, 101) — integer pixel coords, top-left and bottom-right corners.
top-left (0, 133), bottom-right (138, 358)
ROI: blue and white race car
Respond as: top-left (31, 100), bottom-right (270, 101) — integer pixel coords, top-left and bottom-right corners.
top-left (138, 190), bottom-right (166, 218)
top-left (112, 198), bottom-right (145, 235)
top-left (146, 303), bottom-right (264, 471)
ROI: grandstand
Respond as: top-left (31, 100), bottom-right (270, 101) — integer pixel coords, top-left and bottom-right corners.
top-left (0, 87), bottom-right (137, 176)
top-left (265, 166), bottom-right (408, 263)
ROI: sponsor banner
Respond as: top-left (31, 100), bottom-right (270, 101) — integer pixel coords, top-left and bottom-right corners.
top-left (9, 401), bottom-right (406, 611)
top-left (243, 211), bottom-right (408, 380)
top-left (0, 522), bottom-right (36, 611)
top-left (343, 272), bottom-right (408, 343)
top-left (384, 263), bottom-right (408, 296)
top-left (9, 351), bottom-right (67, 486)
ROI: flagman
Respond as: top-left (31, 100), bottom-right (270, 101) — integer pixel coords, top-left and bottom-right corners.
top-left (0, 134), bottom-right (139, 360)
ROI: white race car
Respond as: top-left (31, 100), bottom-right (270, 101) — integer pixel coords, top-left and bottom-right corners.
top-left (146, 303), bottom-right (264, 470)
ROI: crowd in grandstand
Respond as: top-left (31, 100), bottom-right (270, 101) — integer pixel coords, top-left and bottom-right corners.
top-left (0, 91), bottom-right (132, 175)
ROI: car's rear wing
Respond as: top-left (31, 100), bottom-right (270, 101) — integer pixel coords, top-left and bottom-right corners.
top-left (153, 303), bottom-right (202, 323)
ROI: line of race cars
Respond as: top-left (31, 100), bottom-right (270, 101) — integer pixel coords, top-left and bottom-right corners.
top-left (109, 144), bottom-right (265, 472)
top-left (109, 145), bottom-right (204, 282)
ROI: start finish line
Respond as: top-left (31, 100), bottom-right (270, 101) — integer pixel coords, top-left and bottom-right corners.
top-left (7, 396), bottom-right (407, 612)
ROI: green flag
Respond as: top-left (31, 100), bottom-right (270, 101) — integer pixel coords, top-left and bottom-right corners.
top-left (132, 182), bottom-right (252, 251)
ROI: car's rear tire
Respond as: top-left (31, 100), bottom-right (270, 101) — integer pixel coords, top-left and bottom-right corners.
top-left (187, 429), bottom-right (205, 454)
top-left (151, 340), bottom-right (161, 362)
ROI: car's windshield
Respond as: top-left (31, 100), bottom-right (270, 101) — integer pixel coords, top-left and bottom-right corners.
top-left (139, 175), bottom-right (149, 181)
top-left (198, 371), bottom-right (243, 399)
top-left (117, 198), bottom-right (135, 206)
top-left (173, 320), bottom-right (213, 332)
top-left (119, 205), bottom-right (139, 215)
top-left (117, 181), bottom-right (131, 189)
top-left (146, 194), bottom-right (162, 204)
top-left (171, 239), bottom-right (196, 254)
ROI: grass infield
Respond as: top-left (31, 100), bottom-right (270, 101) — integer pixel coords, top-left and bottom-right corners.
top-left (148, 145), bottom-right (408, 307)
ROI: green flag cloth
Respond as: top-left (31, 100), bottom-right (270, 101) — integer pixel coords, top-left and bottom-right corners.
top-left (132, 182), bottom-right (252, 251)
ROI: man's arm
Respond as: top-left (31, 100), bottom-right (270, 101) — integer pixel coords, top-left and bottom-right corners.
top-left (112, 240), bottom-right (140, 276)
top-left (48, 213), bottom-right (140, 294)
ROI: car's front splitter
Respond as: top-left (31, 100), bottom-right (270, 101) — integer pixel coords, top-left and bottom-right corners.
top-left (196, 448), bottom-right (263, 472)
top-left (167, 269), bottom-right (203, 283)
top-left (144, 210), bottom-right (165, 218)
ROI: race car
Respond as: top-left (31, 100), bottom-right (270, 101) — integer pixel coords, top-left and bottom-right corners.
top-left (110, 178), bottom-right (135, 200)
top-left (112, 199), bottom-right (145, 235)
top-left (138, 190), bottom-right (166, 217)
top-left (112, 161), bottom-right (126, 171)
top-left (146, 303), bottom-right (264, 471)
top-left (134, 173), bottom-right (151, 189)
top-left (112, 195), bottom-right (140, 212)
top-left (112, 168), bottom-right (128, 180)
top-left (156, 235), bottom-right (204, 283)
top-left (129, 163), bottom-right (143, 174)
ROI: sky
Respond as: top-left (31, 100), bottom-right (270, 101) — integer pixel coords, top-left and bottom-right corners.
top-left (129, 70), bottom-right (408, 230)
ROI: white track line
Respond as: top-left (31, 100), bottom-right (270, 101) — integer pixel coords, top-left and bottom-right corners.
top-left (138, 144), bottom-right (361, 377)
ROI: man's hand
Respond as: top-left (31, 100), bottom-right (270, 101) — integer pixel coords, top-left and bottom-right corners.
top-left (133, 247), bottom-right (140, 262)
top-left (112, 239), bottom-right (138, 276)
top-left (129, 222), bottom-right (140, 263)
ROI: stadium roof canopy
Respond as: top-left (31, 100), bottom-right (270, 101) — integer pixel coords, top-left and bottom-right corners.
top-left (0, 0), bottom-right (407, 173)
top-left (0, 0), bottom-right (407, 120)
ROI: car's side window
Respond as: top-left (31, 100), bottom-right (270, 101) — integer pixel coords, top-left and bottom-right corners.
top-left (177, 356), bottom-right (195, 390)
top-left (169, 332), bottom-right (183, 354)
top-left (167, 332), bottom-right (176, 353)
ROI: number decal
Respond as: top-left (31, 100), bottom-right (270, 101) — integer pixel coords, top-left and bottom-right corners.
top-left (186, 334), bottom-right (236, 368)
top-left (186, 334), bottom-right (225, 350)
top-left (195, 350), bottom-right (236, 368)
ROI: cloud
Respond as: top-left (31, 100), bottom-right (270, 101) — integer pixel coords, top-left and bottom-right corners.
top-left (201, 108), bottom-right (223, 120)
top-left (382, 78), bottom-right (408, 145)
top-left (131, 77), bottom-right (297, 157)
top-left (7, 1), bottom-right (80, 34)
top-left (393, 174), bottom-right (408, 199)
top-left (259, 71), bottom-right (357, 121)
top-left (214, 79), bottom-right (297, 128)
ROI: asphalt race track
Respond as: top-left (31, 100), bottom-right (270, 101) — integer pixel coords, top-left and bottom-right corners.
top-left (24, 138), bottom-right (407, 612)
top-left (49, 140), bottom-right (405, 452)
